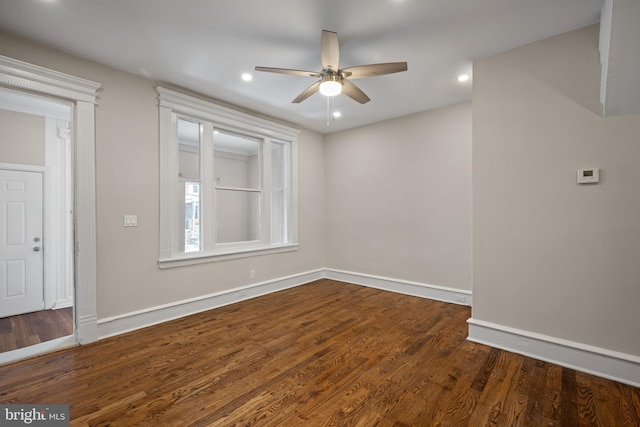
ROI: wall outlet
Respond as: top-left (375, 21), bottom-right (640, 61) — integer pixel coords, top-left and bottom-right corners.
top-left (123, 215), bottom-right (138, 227)
top-left (250, 270), bottom-right (256, 279)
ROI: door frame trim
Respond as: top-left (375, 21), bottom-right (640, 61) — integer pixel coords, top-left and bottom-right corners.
top-left (0, 55), bottom-right (101, 357)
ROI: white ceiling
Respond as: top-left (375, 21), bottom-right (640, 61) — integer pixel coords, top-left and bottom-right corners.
top-left (0, 0), bottom-right (603, 133)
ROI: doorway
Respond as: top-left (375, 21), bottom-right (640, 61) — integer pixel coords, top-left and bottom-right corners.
top-left (0, 88), bottom-right (74, 353)
top-left (0, 54), bottom-right (100, 365)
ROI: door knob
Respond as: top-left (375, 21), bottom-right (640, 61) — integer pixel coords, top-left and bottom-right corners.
top-left (33, 247), bottom-right (41, 252)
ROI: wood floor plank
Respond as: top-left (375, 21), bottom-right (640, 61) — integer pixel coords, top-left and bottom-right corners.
top-left (542, 362), bottom-right (563, 425)
top-left (429, 343), bottom-right (491, 425)
top-left (561, 367), bottom-right (579, 425)
top-left (0, 279), bottom-right (638, 426)
top-left (0, 307), bottom-right (73, 352)
top-left (467, 350), bottom-right (517, 425)
top-left (521, 359), bottom-right (551, 426)
top-left (576, 372), bottom-right (602, 425)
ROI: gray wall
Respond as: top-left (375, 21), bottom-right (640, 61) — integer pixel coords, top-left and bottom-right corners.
top-left (473, 24), bottom-right (640, 356)
top-left (324, 103), bottom-right (472, 291)
top-left (0, 109), bottom-right (45, 166)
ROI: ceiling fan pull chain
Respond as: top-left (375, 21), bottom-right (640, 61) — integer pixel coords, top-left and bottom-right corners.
top-left (326, 96), bottom-right (330, 128)
top-left (331, 96), bottom-right (336, 124)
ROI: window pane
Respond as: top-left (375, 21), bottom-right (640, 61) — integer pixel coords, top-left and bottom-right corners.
top-left (271, 142), bottom-right (287, 244)
top-left (216, 189), bottom-right (260, 244)
top-left (213, 131), bottom-right (260, 189)
top-left (178, 119), bottom-right (201, 253)
top-left (178, 119), bottom-right (200, 180)
top-left (184, 182), bottom-right (201, 252)
top-left (271, 189), bottom-right (285, 243)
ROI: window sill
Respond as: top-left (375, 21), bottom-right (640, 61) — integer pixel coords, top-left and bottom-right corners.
top-left (158, 243), bottom-right (299, 269)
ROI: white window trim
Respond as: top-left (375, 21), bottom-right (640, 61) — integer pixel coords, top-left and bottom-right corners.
top-left (157, 87), bottom-right (299, 269)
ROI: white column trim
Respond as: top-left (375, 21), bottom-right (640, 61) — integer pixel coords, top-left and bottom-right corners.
top-left (74, 100), bottom-right (99, 343)
top-left (158, 107), bottom-right (177, 259)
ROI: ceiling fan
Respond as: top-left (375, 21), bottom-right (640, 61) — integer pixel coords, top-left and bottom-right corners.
top-left (255, 30), bottom-right (408, 104)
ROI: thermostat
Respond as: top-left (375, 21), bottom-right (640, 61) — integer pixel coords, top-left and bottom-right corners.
top-left (577, 168), bottom-right (599, 184)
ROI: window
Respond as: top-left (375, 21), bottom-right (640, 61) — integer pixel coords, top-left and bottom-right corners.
top-left (158, 87), bottom-right (299, 267)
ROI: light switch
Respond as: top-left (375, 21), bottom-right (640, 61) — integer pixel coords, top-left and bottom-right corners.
top-left (123, 215), bottom-right (138, 227)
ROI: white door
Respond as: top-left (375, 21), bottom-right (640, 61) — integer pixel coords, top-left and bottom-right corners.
top-left (0, 169), bottom-right (44, 317)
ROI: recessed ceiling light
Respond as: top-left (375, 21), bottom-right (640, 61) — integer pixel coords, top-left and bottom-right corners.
top-left (457, 74), bottom-right (470, 83)
top-left (241, 73), bottom-right (253, 81)
top-left (332, 111), bottom-right (342, 118)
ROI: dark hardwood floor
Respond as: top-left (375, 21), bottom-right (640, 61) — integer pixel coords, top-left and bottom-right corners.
top-left (0, 307), bottom-right (73, 352)
top-left (0, 279), bottom-right (638, 426)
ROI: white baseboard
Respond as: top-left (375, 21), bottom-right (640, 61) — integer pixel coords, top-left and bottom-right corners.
top-left (78, 314), bottom-right (98, 344)
top-left (324, 268), bottom-right (472, 306)
top-left (96, 268), bottom-right (471, 341)
top-left (467, 318), bottom-right (640, 388)
top-left (0, 335), bottom-right (76, 367)
top-left (96, 269), bottom-right (324, 339)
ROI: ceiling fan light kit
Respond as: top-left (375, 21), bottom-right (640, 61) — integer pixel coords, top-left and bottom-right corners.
top-left (255, 30), bottom-right (407, 105)
top-left (319, 73), bottom-right (343, 96)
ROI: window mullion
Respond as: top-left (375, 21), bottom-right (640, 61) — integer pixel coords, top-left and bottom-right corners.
top-left (201, 121), bottom-right (215, 252)
top-left (262, 138), bottom-right (272, 245)
top-left (289, 140), bottom-right (299, 244)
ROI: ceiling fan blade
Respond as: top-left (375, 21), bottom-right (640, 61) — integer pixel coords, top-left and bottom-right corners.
top-left (342, 80), bottom-right (371, 104)
top-left (341, 62), bottom-right (408, 79)
top-left (255, 66), bottom-right (321, 78)
top-left (321, 30), bottom-right (340, 71)
top-left (292, 81), bottom-right (321, 103)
